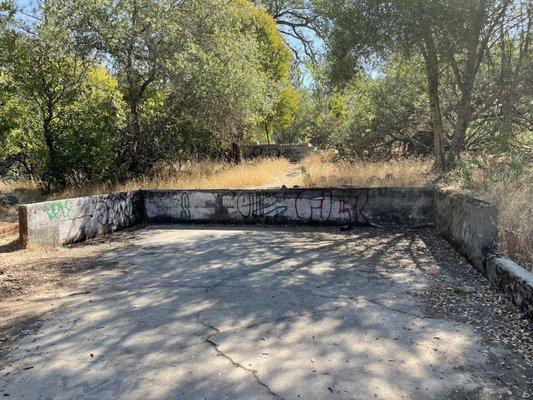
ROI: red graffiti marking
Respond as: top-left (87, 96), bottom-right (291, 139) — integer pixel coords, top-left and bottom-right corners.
top-left (295, 190), bottom-right (333, 221)
top-left (338, 199), bottom-right (352, 222)
top-left (295, 190), bottom-right (369, 224)
top-left (353, 192), bottom-right (369, 224)
top-left (337, 193), bottom-right (369, 224)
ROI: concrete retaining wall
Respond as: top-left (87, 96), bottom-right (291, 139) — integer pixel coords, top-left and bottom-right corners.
top-left (143, 188), bottom-right (434, 227)
top-left (242, 144), bottom-right (315, 162)
top-left (17, 185), bottom-right (532, 318)
top-left (18, 191), bottom-right (143, 247)
top-left (434, 188), bottom-right (498, 270)
top-left (19, 187), bottom-right (432, 246)
top-left (434, 187), bottom-right (532, 318)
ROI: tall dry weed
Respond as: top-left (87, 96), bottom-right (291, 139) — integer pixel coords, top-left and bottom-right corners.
top-left (301, 153), bottom-right (433, 188)
top-left (445, 155), bottom-right (532, 271)
top-left (44, 157), bottom-right (291, 200)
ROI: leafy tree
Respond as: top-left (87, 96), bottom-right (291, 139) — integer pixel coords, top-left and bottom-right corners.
top-left (5, 4), bottom-right (93, 187)
top-left (160, 0), bottom-right (278, 151)
top-left (253, 0), bottom-right (325, 62)
top-left (239, 0), bottom-right (299, 144)
top-left (320, 0), bottom-right (519, 169)
top-left (3, 38), bottom-right (126, 187)
top-left (343, 57), bottom-right (431, 158)
top-left (447, 2), bottom-right (532, 154)
top-left (54, 66), bottom-right (126, 184)
top-left (69, 0), bottom-right (183, 174)
top-left (58, 0), bottom-right (296, 166)
top-left (265, 86), bottom-right (302, 144)
top-left (1, 0), bottom-right (126, 188)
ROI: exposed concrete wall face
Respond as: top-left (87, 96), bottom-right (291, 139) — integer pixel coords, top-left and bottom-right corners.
top-left (143, 188), bottom-right (433, 227)
top-left (242, 144), bottom-right (314, 162)
top-left (434, 188), bottom-right (532, 317)
top-left (434, 189), bottom-right (498, 271)
top-left (19, 191), bottom-right (143, 246)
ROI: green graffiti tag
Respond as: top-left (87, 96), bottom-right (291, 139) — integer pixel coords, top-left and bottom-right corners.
top-left (180, 192), bottom-right (191, 219)
top-left (43, 200), bottom-right (76, 221)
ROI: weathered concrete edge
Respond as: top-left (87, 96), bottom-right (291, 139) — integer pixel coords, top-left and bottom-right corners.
top-left (485, 253), bottom-right (533, 318)
top-left (18, 191), bottom-right (143, 247)
top-left (434, 187), bottom-right (532, 318)
top-left (18, 205), bottom-right (28, 248)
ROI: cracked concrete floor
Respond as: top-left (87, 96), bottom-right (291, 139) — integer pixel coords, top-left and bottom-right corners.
top-left (1, 225), bottom-right (531, 400)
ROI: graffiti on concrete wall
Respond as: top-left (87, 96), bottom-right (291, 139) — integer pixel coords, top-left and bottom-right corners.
top-left (43, 194), bottom-right (136, 228)
top-left (93, 196), bottom-right (135, 228)
top-left (294, 190), bottom-right (333, 221)
top-left (294, 190), bottom-right (369, 224)
top-left (228, 190), bottom-right (370, 224)
top-left (340, 192), bottom-right (368, 224)
top-left (44, 200), bottom-right (76, 221)
top-left (180, 192), bottom-right (191, 219)
top-left (235, 192), bottom-right (288, 219)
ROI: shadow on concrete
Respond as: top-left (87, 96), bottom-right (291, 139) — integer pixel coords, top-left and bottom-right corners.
top-left (1, 225), bottom-right (530, 399)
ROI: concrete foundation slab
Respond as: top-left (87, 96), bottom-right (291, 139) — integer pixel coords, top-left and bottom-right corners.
top-left (1, 226), bottom-right (531, 399)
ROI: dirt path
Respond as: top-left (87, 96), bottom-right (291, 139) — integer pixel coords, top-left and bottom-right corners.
top-left (0, 229), bottom-right (139, 356)
top-left (255, 163), bottom-right (304, 189)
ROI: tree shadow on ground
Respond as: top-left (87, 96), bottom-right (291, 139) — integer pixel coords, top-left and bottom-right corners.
top-left (1, 225), bottom-right (531, 399)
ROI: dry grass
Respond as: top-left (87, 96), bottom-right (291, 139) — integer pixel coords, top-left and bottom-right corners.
top-left (445, 160), bottom-right (532, 271)
top-left (45, 157), bottom-right (291, 200)
top-left (2, 152), bottom-right (530, 271)
top-left (0, 157), bottom-right (290, 223)
top-left (0, 180), bottom-right (43, 203)
top-left (300, 152), bottom-right (433, 188)
top-left (491, 178), bottom-right (532, 271)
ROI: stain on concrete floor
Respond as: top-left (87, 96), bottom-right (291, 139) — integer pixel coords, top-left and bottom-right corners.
top-left (0, 225), bottom-right (531, 399)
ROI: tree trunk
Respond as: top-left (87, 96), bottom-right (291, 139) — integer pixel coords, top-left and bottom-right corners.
top-left (42, 100), bottom-right (64, 188)
top-left (264, 123), bottom-right (270, 145)
top-left (449, 46), bottom-right (479, 165)
top-left (230, 142), bottom-right (242, 164)
top-left (128, 94), bottom-right (142, 173)
top-left (126, 0), bottom-right (142, 174)
top-left (422, 32), bottom-right (445, 171)
top-left (450, 82), bottom-right (474, 162)
top-left (448, 0), bottom-right (504, 164)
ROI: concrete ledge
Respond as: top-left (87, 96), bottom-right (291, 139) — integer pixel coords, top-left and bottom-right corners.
top-left (434, 187), bottom-right (533, 318)
top-left (19, 191), bottom-right (143, 246)
top-left (143, 187), bottom-right (434, 227)
top-left (434, 188), bottom-right (498, 270)
top-left (486, 254), bottom-right (533, 318)
top-left (19, 187), bottom-right (433, 247)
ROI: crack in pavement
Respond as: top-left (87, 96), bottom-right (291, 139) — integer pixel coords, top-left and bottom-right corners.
top-left (205, 337), bottom-right (286, 400)
top-left (195, 315), bottom-right (286, 400)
